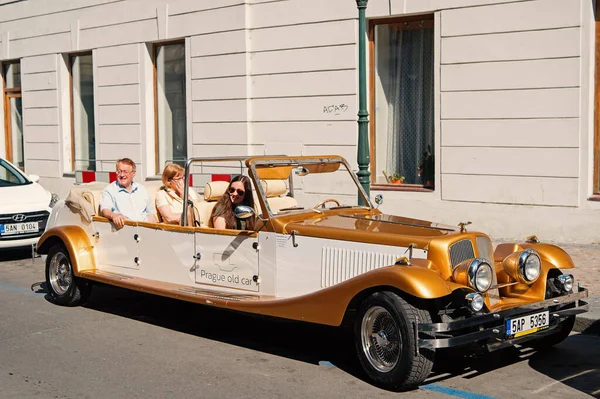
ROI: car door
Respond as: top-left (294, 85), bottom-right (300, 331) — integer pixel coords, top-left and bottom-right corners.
top-left (193, 230), bottom-right (260, 292)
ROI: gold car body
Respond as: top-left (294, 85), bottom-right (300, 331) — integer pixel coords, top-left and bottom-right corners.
top-left (37, 155), bottom-right (589, 347)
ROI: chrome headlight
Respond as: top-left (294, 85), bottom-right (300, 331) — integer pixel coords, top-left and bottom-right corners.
top-left (557, 274), bottom-right (574, 293)
top-left (49, 193), bottom-right (59, 208)
top-left (518, 249), bottom-right (541, 283)
top-left (454, 258), bottom-right (493, 293)
top-left (469, 259), bottom-right (493, 292)
top-left (465, 292), bottom-right (485, 312)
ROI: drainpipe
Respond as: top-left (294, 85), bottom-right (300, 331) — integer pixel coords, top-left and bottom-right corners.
top-left (356, 0), bottom-right (370, 205)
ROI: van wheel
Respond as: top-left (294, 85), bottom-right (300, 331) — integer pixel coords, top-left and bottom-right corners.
top-left (45, 244), bottom-right (91, 306)
top-left (354, 291), bottom-right (434, 391)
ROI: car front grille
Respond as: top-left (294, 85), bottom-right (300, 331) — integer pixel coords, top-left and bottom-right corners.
top-left (0, 210), bottom-right (50, 240)
top-left (449, 239), bottom-right (475, 268)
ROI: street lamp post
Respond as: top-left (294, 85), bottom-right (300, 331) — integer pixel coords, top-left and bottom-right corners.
top-left (356, 0), bottom-right (370, 205)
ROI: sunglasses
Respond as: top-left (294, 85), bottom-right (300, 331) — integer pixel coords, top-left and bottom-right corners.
top-left (228, 187), bottom-right (245, 196)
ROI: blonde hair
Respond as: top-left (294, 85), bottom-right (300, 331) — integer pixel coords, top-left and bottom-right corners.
top-left (161, 163), bottom-right (184, 186)
top-left (116, 158), bottom-right (136, 171)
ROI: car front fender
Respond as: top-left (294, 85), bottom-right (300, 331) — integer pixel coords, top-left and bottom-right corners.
top-left (37, 226), bottom-right (96, 275)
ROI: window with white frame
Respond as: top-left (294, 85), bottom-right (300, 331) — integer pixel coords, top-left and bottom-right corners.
top-left (70, 53), bottom-right (96, 171)
top-left (372, 16), bottom-right (434, 188)
top-left (154, 42), bottom-right (187, 173)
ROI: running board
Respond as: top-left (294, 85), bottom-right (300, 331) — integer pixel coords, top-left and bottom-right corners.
top-left (80, 269), bottom-right (275, 306)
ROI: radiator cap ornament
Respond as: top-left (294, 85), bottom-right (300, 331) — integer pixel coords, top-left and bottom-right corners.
top-left (458, 221), bottom-right (472, 233)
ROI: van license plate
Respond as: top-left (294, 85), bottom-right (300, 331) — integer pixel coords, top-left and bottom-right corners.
top-left (0, 222), bottom-right (39, 236)
top-left (506, 311), bottom-right (549, 338)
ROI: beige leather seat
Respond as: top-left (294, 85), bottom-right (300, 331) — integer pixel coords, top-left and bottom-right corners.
top-left (261, 179), bottom-right (298, 214)
top-left (196, 181), bottom-right (229, 227)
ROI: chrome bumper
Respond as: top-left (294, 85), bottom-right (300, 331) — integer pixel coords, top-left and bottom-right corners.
top-left (418, 287), bottom-right (589, 350)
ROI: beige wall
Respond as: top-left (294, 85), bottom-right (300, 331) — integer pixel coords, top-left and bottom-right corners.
top-left (0, 0), bottom-right (598, 242)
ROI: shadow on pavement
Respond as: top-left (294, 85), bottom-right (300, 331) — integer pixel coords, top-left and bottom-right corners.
top-left (528, 335), bottom-right (600, 398)
top-left (78, 284), bottom-right (600, 396)
top-left (82, 283), bottom-right (366, 382)
top-left (426, 336), bottom-right (599, 398)
top-left (0, 247), bottom-right (35, 262)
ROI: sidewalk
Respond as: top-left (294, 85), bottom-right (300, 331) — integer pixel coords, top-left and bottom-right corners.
top-left (496, 241), bottom-right (600, 335)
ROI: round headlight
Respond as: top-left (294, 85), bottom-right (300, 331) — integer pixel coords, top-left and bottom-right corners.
top-left (518, 249), bottom-right (541, 282)
top-left (557, 274), bottom-right (574, 292)
top-left (466, 292), bottom-right (485, 312)
top-left (468, 259), bottom-right (493, 292)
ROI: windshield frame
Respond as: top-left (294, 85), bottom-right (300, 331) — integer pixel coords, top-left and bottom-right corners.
top-left (248, 156), bottom-right (372, 218)
top-left (0, 158), bottom-right (30, 187)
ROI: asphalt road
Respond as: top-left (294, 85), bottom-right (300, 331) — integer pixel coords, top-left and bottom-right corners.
top-left (0, 248), bottom-right (598, 399)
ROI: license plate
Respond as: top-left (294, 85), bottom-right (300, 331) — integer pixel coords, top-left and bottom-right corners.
top-left (0, 222), bottom-right (39, 236)
top-left (506, 310), bottom-right (550, 338)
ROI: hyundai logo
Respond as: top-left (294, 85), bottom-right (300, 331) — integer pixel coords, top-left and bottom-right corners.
top-left (12, 214), bottom-right (26, 222)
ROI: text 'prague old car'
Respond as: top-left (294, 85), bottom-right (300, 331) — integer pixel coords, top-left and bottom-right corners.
top-left (37, 155), bottom-right (588, 391)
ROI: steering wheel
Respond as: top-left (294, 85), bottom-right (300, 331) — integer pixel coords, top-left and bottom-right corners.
top-left (314, 199), bottom-right (341, 209)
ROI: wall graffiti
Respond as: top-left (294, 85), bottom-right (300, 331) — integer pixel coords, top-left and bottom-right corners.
top-left (323, 104), bottom-right (349, 115)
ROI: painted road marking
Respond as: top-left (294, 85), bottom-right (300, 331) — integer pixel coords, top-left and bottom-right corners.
top-left (421, 384), bottom-right (497, 399)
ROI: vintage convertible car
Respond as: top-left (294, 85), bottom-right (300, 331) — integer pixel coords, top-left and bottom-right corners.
top-left (37, 155), bottom-right (589, 391)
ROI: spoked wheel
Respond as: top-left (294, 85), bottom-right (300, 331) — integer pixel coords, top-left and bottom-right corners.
top-left (45, 244), bottom-right (91, 306)
top-left (355, 291), bottom-right (434, 391)
top-left (361, 306), bottom-right (401, 372)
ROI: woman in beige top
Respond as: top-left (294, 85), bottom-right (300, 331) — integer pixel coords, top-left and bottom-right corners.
top-left (155, 163), bottom-right (200, 224)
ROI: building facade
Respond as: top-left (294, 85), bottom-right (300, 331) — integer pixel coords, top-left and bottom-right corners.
top-left (0, 0), bottom-right (599, 242)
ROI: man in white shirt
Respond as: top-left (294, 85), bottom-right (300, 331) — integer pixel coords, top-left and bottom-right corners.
top-left (99, 158), bottom-right (158, 228)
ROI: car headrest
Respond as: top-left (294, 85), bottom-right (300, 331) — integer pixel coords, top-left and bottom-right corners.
top-left (204, 181), bottom-right (229, 201)
top-left (261, 179), bottom-right (287, 198)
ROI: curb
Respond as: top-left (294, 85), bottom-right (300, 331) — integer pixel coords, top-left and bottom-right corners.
top-left (574, 311), bottom-right (600, 336)
top-left (574, 296), bottom-right (600, 336)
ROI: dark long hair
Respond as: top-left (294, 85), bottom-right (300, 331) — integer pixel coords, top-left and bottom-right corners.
top-left (209, 175), bottom-right (255, 230)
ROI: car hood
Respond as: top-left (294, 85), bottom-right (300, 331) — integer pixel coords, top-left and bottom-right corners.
top-left (0, 183), bottom-right (51, 213)
top-left (280, 211), bottom-right (461, 248)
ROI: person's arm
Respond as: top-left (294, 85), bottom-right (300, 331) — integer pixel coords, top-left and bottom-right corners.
top-left (99, 189), bottom-right (127, 228)
top-left (212, 216), bottom-right (226, 229)
top-left (157, 205), bottom-right (180, 224)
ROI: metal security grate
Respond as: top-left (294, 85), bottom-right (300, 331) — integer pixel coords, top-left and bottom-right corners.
top-left (449, 239), bottom-right (475, 268)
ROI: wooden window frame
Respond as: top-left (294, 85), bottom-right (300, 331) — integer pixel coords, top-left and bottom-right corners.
top-left (68, 51), bottom-right (94, 171)
top-left (153, 39), bottom-right (185, 175)
top-left (593, 3), bottom-right (600, 199)
top-left (2, 60), bottom-right (22, 166)
top-left (368, 15), bottom-right (435, 192)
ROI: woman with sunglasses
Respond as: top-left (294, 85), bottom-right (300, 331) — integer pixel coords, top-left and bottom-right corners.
top-left (209, 175), bottom-right (256, 230)
top-left (156, 163), bottom-right (200, 224)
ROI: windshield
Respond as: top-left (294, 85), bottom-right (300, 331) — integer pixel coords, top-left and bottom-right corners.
top-left (0, 159), bottom-right (29, 187)
top-left (252, 158), bottom-right (370, 216)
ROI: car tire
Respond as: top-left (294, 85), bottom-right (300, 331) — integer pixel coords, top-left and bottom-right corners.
top-left (526, 315), bottom-right (575, 350)
top-left (354, 291), bottom-right (434, 391)
top-left (45, 244), bottom-right (91, 306)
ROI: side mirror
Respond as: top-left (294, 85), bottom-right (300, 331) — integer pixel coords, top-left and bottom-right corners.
top-left (374, 194), bottom-right (383, 208)
top-left (234, 205), bottom-right (255, 219)
top-left (28, 174), bottom-right (40, 183)
top-left (294, 166), bottom-right (309, 176)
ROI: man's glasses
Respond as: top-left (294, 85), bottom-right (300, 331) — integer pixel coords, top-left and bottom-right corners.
top-left (229, 187), bottom-right (245, 196)
top-left (116, 170), bottom-right (133, 175)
